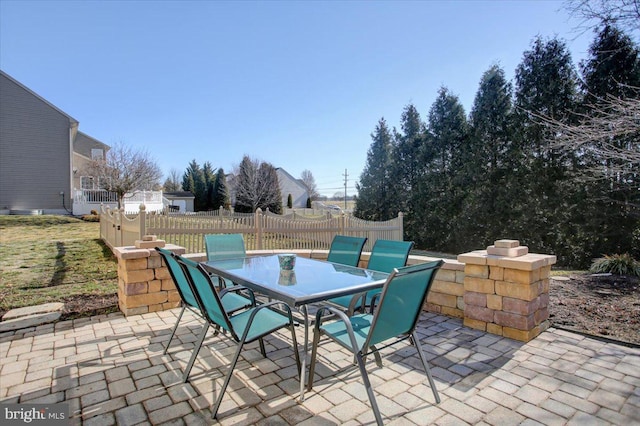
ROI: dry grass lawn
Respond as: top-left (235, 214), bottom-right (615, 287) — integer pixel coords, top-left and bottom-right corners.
top-left (0, 215), bottom-right (118, 317)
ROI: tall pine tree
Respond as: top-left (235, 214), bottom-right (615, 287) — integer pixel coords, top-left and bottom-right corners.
top-left (182, 159), bottom-right (206, 211)
top-left (579, 24), bottom-right (640, 260)
top-left (354, 118), bottom-right (396, 221)
top-left (465, 65), bottom-right (516, 247)
top-left (211, 168), bottom-right (230, 210)
top-left (413, 87), bottom-right (469, 251)
top-left (202, 162), bottom-right (216, 210)
top-left (392, 104), bottom-right (427, 239)
top-left (514, 36), bottom-right (581, 259)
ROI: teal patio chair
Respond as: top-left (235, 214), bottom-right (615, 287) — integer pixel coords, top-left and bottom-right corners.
top-left (176, 256), bottom-right (301, 419)
top-left (326, 235), bottom-right (367, 267)
top-left (155, 248), bottom-right (255, 382)
top-left (204, 233), bottom-right (246, 288)
top-left (308, 260), bottom-right (443, 426)
top-left (328, 239), bottom-right (414, 314)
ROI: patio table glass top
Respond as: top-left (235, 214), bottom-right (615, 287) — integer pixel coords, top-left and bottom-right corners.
top-left (202, 254), bottom-right (389, 307)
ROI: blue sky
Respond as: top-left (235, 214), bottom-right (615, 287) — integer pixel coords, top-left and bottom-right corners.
top-left (0, 1), bottom-right (594, 196)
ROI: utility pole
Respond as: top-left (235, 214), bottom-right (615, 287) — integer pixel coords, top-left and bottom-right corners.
top-left (343, 169), bottom-right (348, 210)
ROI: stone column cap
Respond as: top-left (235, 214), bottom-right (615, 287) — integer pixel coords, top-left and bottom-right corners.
top-left (458, 250), bottom-right (556, 271)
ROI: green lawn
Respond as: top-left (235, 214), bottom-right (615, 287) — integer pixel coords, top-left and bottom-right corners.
top-left (0, 215), bottom-right (118, 315)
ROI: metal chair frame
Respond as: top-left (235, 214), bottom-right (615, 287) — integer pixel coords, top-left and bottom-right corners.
top-left (308, 261), bottom-right (443, 426)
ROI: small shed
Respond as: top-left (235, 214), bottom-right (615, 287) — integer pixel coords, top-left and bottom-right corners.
top-left (163, 191), bottom-right (195, 213)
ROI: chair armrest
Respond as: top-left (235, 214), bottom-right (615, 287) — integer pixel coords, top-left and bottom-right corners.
top-left (220, 285), bottom-right (256, 306)
top-left (369, 293), bottom-right (382, 314)
top-left (313, 304), bottom-right (361, 353)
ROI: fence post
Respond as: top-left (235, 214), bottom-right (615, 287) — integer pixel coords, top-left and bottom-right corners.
top-left (139, 204), bottom-right (146, 239)
top-left (340, 211), bottom-right (346, 235)
top-left (115, 208), bottom-right (122, 247)
top-left (256, 208), bottom-right (263, 250)
top-left (397, 211), bottom-right (404, 240)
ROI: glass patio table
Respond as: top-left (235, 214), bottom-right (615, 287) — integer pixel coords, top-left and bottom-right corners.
top-left (201, 254), bottom-right (389, 401)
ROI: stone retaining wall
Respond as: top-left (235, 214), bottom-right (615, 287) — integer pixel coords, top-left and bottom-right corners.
top-left (114, 239), bottom-right (555, 342)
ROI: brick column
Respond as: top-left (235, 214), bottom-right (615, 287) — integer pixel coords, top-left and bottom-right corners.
top-left (114, 238), bottom-right (186, 316)
top-left (458, 239), bottom-right (556, 342)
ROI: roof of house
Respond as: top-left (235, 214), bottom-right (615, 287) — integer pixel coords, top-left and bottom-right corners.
top-left (74, 131), bottom-right (110, 158)
top-left (0, 70), bottom-right (79, 125)
top-left (275, 168), bottom-right (307, 190)
top-left (164, 191), bottom-right (195, 199)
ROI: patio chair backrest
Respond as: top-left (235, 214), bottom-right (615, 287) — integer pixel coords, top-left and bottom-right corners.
top-left (366, 260), bottom-right (443, 349)
top-left (366, 240), bottom-right (414, 273)
top-left (177, 256), bottom-right (236, 338)
top-left (205, 234), bottom-right (246, 261)
top-left (327, 235), bottom-right (367, 267)
top-left (156, 247), bottom-right (198, 308)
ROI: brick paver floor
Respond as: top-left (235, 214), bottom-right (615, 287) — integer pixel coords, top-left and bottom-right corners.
top-left (1, 310), bottom-right (638, 425)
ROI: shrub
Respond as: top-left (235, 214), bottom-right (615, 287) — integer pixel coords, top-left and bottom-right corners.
top-left (590, 254), bottom-right (640, 277)
top-left (82, 214), bottom-right (100, 222)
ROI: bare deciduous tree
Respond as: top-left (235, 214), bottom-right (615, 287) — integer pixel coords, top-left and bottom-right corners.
top-left (537, 92), bottom-right (640, 174)
top-left (233, 155), bottom-right (282, 213)
top-left (163, 168), bottom-right (182, 192)
top-left (300, 169), bottom-right (319, 201)
top-left (565, 0), bottom-right (640, 33)
top-left (88, 142), bottom-right (163, 209)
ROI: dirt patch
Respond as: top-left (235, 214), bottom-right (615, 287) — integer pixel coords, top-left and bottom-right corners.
top-left (59, 293), bottom-right (119, 321)
top-left (549, 273), bottom-right (640, 346)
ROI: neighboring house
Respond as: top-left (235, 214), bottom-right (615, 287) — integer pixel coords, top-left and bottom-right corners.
top-left (163, 191), bottom-right (195, 213)
top-left (275, 168), bottom-right (309, 208)
top-left (0, 70), bottom-right (109, 214)
top-left (226, 167), bottom-right (309, 211)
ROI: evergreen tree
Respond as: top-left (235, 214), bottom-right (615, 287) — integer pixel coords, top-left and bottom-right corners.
top-left (354, 118), bottom-right (396, 221)
top-left (182, 159), bottom-right (206, 210)
top-left (392, 104), bottom-right (427, 238)
top-left (514, 36), bottom-right (581, 259)
top-left (202, 161), bottom-right (217, 210)
top-left (464, 65), bottom-right (516, 247)
top-left (581, 24), bottom-right (640, 99)
top-left (211, 168), bottom-right (230, 210)
top-left (578, 24), bottom-right (640, 260)
top-left (413, 87), bottom-right (469, 251)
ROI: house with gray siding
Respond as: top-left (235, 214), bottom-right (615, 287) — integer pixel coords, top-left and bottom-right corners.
top-left (0, 70), bottom-right (108, 214)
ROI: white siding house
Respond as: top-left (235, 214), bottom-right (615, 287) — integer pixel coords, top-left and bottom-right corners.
top-left (276, 168), bottom-right (309, 208)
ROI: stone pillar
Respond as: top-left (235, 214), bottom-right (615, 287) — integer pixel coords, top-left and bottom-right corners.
top-left (458, 239), bottom-right (556, 342)
top-left (114, 236), bottom-right (185, 316)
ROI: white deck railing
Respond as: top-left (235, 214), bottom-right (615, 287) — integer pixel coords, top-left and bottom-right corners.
top-left (74, 190), bottom-right (164, 215)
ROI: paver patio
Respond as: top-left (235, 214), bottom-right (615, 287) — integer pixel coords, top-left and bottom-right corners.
top-left (1, 309), bottom-right (638, 425)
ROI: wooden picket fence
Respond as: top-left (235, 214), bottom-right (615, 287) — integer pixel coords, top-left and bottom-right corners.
top-left (100, 205), bottom-right (404, 254)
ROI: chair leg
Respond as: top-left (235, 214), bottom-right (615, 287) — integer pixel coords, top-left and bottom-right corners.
top-left (164, 306), bottom-right (186, 355)
top-left (212, 341), bottom-right (245, 419)
top-left (258, 337), bottom-right (266, 357)
top-left (307, 327), bottom-right (323, 391)
top-left (412, 331), bottom-right (440, 403)
top-left (182, 324), bottom-right (209, 383)
top-left (372, 346), bottom-right (383, 368)
top-left (289, 321), bottom-right (301, 376)
top-left (355, 351), bottom-right (384, 426)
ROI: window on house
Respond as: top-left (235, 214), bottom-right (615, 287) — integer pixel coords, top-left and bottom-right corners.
top-left (91, 149), bottom-right (104, 160)
top-left (81, 176), bottom-right (96, 190)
